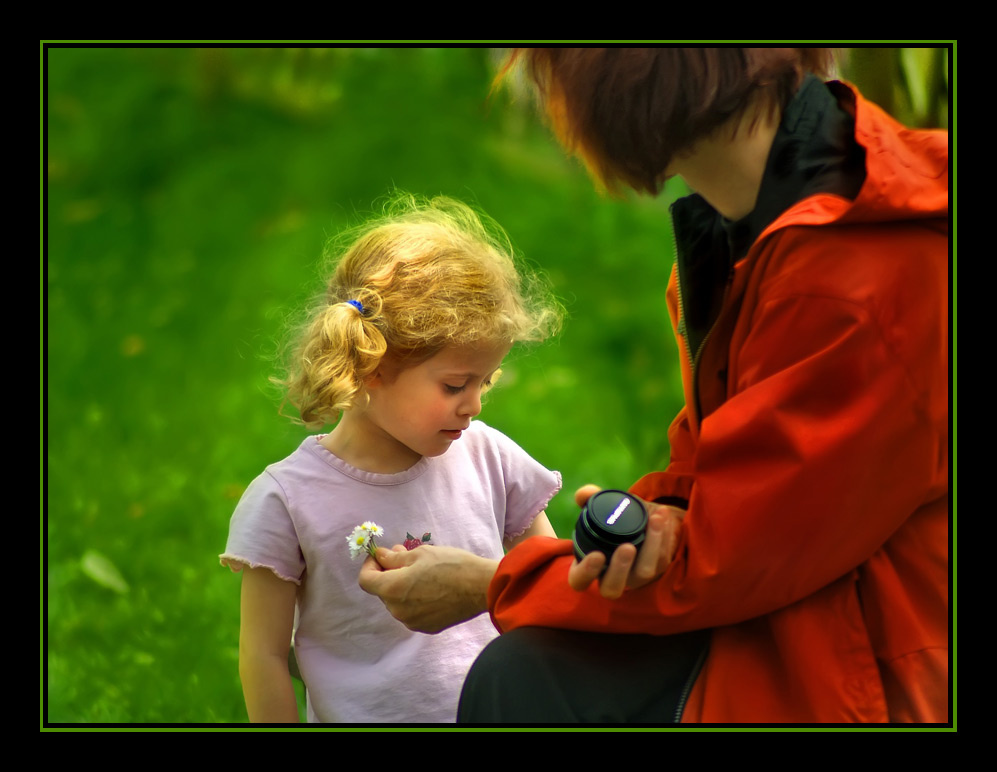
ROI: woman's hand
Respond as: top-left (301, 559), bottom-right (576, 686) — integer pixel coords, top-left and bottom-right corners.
top-left (567, 485), bottom-right (685, 599)
top-left (358, 545), bottom-right (500, 634)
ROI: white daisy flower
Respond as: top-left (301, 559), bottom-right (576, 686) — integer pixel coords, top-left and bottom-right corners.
top-left (347, 522), bottom-right (383, 560)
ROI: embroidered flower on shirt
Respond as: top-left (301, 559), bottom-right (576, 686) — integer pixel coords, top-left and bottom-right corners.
top-left (404, 532), bottom-right (433, 550)
top-left (347, 521), bottom-right (385, 560)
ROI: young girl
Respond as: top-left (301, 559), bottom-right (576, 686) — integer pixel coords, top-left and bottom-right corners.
top-left (220, 194), bottom-right (562, 723)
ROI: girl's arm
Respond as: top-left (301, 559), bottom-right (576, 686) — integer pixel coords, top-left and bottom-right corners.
top-left (504, 511), bottom-right (557, 550)
top-left (238, 566), bottom-right (300, 723)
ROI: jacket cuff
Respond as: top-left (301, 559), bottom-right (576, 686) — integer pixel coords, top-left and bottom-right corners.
top-left (487, 536), bottom-right (577, 632)
top-left (630, 470), bottom-right (693, 506)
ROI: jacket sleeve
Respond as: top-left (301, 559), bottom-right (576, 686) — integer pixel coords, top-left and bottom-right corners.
top-left (489, 270), bottom-right (944, 634)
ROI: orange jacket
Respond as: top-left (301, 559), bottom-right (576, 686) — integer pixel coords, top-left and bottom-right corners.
top-left (488, 82), bottom-right (950, 723)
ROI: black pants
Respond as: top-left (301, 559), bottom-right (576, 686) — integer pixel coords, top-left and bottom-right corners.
top-left (457, 627), bottom-right (709, 725)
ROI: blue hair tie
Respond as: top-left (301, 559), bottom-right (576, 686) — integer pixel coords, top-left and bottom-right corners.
top-left (346, 299), bottom-right (365, 315)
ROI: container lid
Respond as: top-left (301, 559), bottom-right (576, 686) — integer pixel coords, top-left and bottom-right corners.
top-left (582, 489), bottom-right (647, 544)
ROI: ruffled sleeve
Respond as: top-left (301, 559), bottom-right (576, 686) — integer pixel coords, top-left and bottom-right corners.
top-left (483, 422), bottom-right (562, 542)
top-left (219, 470), bottom-right (306, 585)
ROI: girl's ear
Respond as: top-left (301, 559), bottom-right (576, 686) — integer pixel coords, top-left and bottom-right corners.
top-left (366, 356), bottom-right (399, 390)
top-left (364, 370), bottom-right (383, 390)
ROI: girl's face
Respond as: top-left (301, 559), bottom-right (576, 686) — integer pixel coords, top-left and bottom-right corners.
top-left (351, 342), bottom-right (511, 473)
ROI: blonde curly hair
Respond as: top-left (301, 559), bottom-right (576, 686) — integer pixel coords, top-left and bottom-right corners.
top-left (278, 194), bottom-right (562, 429)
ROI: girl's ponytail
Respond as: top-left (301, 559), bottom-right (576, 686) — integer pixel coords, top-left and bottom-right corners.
top-left (279, 291), bottom-right (388, 429)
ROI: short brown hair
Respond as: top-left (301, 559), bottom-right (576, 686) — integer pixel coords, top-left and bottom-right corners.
top-left (504, 47), bottom-right (835, 195)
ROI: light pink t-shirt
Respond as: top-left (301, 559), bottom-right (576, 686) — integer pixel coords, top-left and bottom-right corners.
top-left (221, 420), bottom-right (561, 723)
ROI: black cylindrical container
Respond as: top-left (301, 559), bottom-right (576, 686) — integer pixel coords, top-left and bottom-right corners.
top-left (572, 489), bottom-right (648, 563)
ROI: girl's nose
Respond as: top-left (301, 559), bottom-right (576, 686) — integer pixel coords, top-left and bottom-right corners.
top-left (460, 389), bottom-right (483, 417)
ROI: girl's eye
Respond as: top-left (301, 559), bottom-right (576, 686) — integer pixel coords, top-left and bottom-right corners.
top-left (444, 376), bottom-right (493, 395)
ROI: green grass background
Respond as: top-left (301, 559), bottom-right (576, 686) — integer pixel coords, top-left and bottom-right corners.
top-left (44, 45), bottom-right (948, 725)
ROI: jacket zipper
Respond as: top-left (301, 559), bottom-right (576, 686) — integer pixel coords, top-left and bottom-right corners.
top-left (672, 220), bottom-right (735, 423)
top-left (672, 222), bottom-right (696, 367)
top-left (673, 643), bottom-right (709, 722)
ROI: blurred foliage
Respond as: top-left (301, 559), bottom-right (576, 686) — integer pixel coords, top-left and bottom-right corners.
top-left (840, 46), bottom-right (950, 129)
top-left (44, 45), bottom-right (949, 726)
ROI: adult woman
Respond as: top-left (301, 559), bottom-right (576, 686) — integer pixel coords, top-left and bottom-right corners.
top-left (361, 48), bottom-right (949, 723)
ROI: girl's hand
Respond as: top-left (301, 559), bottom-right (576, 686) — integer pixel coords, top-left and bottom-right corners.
top-left (567, 485), bottom-right (685, 599)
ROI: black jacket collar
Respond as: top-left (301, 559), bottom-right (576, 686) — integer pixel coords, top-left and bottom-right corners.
top-left (672, 76), bottom-right (866, 360)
